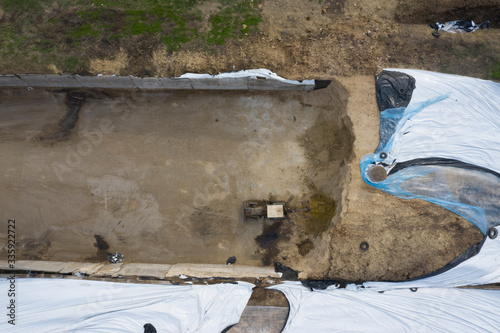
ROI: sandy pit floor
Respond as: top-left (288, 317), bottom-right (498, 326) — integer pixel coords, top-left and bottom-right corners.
top-left (0, 76), bottom-right (483, 281)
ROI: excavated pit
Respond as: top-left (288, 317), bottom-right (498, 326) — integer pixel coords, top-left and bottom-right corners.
top-left (395, 0), bottom-right (500, 26)
top-left (0, 77), bottom-right (484, 281)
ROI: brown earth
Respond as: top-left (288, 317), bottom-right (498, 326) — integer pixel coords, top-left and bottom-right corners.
top-left (0, 0), bottom-right (499, 79)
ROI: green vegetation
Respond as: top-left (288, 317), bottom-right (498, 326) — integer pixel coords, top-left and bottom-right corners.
top-left (208, 1), bottom-right (262, 45)
top-left (306, 193), bottom-right (336, 236)
top-left (492, 62), bottom-right (500, 80)
top-left (0, 0), bottom-right (262, 74)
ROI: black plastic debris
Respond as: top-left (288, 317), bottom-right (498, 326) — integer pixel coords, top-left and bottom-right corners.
top-left (107, 252), bottom-right (124, 264)
top-left (274, 262), bottom-right (299, 280)
top-left (360, 242), bottom-right (369, 251)
top-left (143, 323), bottom-right (157, 333)
top-left (301, 280), bottom-right (339, 291)
top-left (376, 71), bottom-right (416, 112)
top-left (226, 256), bottom-right (236, 265)
top-left (430, 20), bottom-right (490, 37)
top-left (313, 80), bottom-right (331, 90)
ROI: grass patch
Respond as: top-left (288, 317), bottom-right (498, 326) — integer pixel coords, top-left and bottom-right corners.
top-left (208, 1), bottom-right (262, 45)
top-left (0, 0), bottom-right (262, 74)
top-left (492, 62), bottom-right (500, 80)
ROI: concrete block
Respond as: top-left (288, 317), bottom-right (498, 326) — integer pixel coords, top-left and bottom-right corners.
top-left (59, 262), bottom-right (89, 274)
top-left (0, 75), bottom-right (28, 87)
top-left (76, 76), bottom-right (135, 89)
top-left (112, 263), bottom-right (172, 279)
top-left (189, 78), bottom-right (249, 90)
top-left (247, 79), bottom-right (313, 91)
top-left (93, 263), bottom-right (123, 276)
top-left (75, 263), bottom-right (105, 275)
top-left (11, 260), bottom-right (66, 272)
top-left (167, 264), bottom-right (280, 279)
top-left (20, 75), bottom-right (82, 88)
top-left (131, 77), bottom-right (193, 90)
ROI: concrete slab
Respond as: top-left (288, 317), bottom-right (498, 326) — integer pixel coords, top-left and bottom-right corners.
top-left (189, 78), bottom-right (249, 90)
top-left (11, 260), bottom-right (66, 272)
top-left (0, 75), bottom-right (28, 87)
top-left (112, 263), bottom-right (171, 279)
top-left (247, 79), bottom-right (312, 91)
top-left (75, 263), bottom-right (105, 275)
top-left (131, 77), bottom-right (192, 89)
top-left (59, 262), bottom-right (90, 274)
top-left (167, 264), bottom-right (280, 279)
top-left (93, 263), bottom-right (123, 276)
top-left (75, 76), bottom-right (134, 88)
top-left (20, 75), bottom-right (82, 88)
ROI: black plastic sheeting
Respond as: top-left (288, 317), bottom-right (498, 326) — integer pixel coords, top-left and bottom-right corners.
top-left (376, 71), bottom-right (416, 112)
top-left (313, 80), bottom-right (331, 90)
top-left (274, 262), bottom-right (299, 280)
top-left (143, 323), bottom-right (157, 333)
top-left (404, 237), bottom-right (486, 282)
top-left (389, 157), bottom-right (500, 179)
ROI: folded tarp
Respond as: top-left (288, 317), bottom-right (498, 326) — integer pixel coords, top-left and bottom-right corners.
top-left (271, 282), bottom-right (500, 333)
top-left (0, 278), bottom-right (253, 332)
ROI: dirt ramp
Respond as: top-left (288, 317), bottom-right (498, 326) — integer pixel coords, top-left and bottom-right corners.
top-left (396, 0), bottom-right (500, 26)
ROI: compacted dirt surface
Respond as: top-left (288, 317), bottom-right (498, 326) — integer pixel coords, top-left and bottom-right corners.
top-left (0, 0), bottom-right (497, 282)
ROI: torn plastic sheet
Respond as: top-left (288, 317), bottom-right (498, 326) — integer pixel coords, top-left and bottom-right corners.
top-left (431, 20), bottom-right (491, 34)
top-left (363, 69), bottom-right (500, 234)
top-left (271, 281), bottom-right (500, 333)
top-left (0, 278), bottom-right (253, 333)
top-left (179, 69), bottom-right (315, 86)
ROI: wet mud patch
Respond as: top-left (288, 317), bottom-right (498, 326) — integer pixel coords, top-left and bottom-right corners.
top-left (86, 234), bottom-right (110, 262)
top-left (255, 221), bottom-right (291, 266)
top-left (19, 236), bottom-right (51, 260)
top-left (297, 238), bottom-right (314, 256)
top-left (35, 90), bottom-right (86, 142)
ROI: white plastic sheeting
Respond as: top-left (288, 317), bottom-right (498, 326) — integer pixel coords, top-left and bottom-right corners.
top-left (381, 69), bottom-right (500, 174)
top-left (180, 69), bottom-right (315, 86)
top-left (271, 282), bottom-right (500, 333)
top-left (362, 70), bottom-right (500, 233)
top-left (0, 278), bottom-right (253, 332)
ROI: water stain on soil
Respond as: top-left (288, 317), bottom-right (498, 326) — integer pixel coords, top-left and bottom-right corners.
top-left (255, 220), bottom-right (290, 266)
top-left (87, 234), bottom-right (110, 262)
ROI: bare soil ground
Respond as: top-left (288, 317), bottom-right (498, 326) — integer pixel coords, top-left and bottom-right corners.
top-left (0, 77), bottom-right (483, 282)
